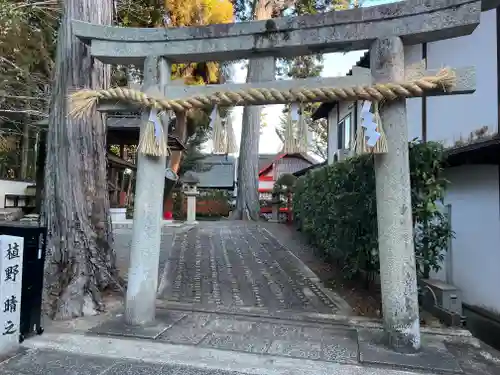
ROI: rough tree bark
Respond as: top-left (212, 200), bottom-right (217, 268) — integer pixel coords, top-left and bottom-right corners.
top-left (231, 0), bottom-right (275, 221)
top-left (43, 0), bottom-right (119, 320)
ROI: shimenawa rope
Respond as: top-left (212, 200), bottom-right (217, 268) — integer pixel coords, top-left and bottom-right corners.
top-left (69, 68), bottom-right (455, 117)
top-left (68, 68), bottom-right (455, 155)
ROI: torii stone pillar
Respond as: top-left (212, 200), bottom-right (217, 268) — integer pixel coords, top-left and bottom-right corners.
top-left (371, 38), bottom-right (420, 351)
top-left (125, 57), bottom-right (171, 325)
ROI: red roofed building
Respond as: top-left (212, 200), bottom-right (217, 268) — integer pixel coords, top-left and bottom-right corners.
top-left (257, 153), bottom-right (316, 220)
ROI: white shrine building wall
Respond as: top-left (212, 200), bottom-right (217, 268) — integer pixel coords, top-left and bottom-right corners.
top-left (323, 8), bottom-right (500, 316)
top-left (0, 179), bottom-right (34, 209)
top-left (425, 9), bottom-right (500, 317)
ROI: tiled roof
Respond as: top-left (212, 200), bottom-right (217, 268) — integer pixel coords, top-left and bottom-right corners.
top-left (293, 161), bottom-right (326, 177)
top-left (107, 152), bottom-right (136, 170)
top-left (257, 152), bottom-right (317, 175)
top-left (258, 154), bottom-right (278, 172)
top-left (194, 154), bottom-right (236, 189)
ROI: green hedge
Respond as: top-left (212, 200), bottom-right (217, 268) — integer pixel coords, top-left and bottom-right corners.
top-left (293, 141), bottom-right (452, 279)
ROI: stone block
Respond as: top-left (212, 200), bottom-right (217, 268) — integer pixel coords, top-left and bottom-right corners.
top-left (320, 330), bottom-right (359, 364)
top-left (249, 322), bottom-right (304, 340)
top-left (88, 310), bottom-right (186, 339)
top-left (200, 333), bottom-right (271, 354)
top-left (204, 318), bottom-right (255, 334)
top-left (157, 327), bottom-right (209, 345)
top-left (267, 339), bottom-right (322, 359)
top-left (358, 328), bottom-right (463, 373)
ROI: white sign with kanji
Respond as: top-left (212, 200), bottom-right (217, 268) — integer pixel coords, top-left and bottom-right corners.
top-left (0, 235), bottom-right (23, 355)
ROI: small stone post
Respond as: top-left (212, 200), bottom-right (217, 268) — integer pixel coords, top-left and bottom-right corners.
top-left (269, 192), bottom-right (280, 223)
top-left (370, 38), bottom-right (421, 351)
top-left (182, 171), bottom-right (199, 224)
top-left (125, 57), bottom-right (171, 325)
top-left (271, 203), bottom-right (279, 222)
top-left (186, 193), bottom-right (197, 223)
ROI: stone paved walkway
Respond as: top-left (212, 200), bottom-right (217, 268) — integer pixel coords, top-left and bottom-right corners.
top-left (1, 348), bottom-right (255, 375)
top-left (158, 222), bottom-right (343, 314)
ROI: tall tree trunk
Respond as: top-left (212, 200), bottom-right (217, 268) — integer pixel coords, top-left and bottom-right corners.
top-left (231, 1), bottom-right (275, 221)
top-left (33, 130), bottom-right (40, 180)
top-left (42, 0), bottom-right (119, 320)
top-left (163, 112), bottom-right (188, 211)
top-left (21, 120), bottom-right (30, 179)
top-left (35, 130), bottom-right (46, 216)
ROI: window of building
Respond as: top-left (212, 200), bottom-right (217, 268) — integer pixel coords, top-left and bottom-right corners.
top-left (337, 114), bottom-right (351, 150)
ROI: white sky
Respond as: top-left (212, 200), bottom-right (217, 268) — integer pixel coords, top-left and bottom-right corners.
top-left (205, 0), bottom-right (396, 155)
top-left (234, 51), bottom-right (368, 154)
top-left (206, 51), bottom-right (366, 155)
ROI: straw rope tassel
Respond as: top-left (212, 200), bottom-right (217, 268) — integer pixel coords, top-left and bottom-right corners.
top-left (212, 108), bottom-right (225, 153)
top-left (137, 109), bottom-right (170, 157)
top-left (298, 104), bottom-right (308, 153)
top-left (373, 103), bottom-right (388, 153)
top-left (283, 110), bottom-right (296, 153)
top-left (225, 113), bottom-right (238, 154)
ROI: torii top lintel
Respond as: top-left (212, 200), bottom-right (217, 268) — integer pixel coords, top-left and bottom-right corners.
top-left (72, 0), bottom-right (495, 65)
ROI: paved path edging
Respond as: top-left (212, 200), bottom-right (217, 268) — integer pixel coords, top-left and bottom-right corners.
top-left (260, 226), bottom-right (352, 314)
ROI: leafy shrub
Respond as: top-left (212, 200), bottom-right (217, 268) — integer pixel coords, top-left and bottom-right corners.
top-left (293, 141), bottom-right (452, 279)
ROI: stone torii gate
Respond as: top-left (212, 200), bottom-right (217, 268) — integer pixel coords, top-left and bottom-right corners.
top-left (69, 0), bottom-right (486, 351)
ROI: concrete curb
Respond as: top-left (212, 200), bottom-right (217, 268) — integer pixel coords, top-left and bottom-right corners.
top-left (112, 220), bottom-right (186, 231)
top-left (21, 332), bottom-right (438, 375)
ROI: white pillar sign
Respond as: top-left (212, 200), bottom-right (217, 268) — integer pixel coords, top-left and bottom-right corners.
top-left (0, 235), bottom-right (23, 354)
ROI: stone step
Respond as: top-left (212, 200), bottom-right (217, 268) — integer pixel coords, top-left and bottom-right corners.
top-left (112, 220), bottom-right (184, 230)
top-left (16, 305), bottom-right (499, 375)
top-left (16, 332), bottom-right (443, 375)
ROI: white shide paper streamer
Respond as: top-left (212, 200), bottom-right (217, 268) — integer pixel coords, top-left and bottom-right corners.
top-left (360, 101), bottom-right (380, 147)
top-left (290, 103), bottom-right (300, 122)
top-left (148, 108), bottom-right (162, 142)
top-left (209, 106), bottom-right (218, 129)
